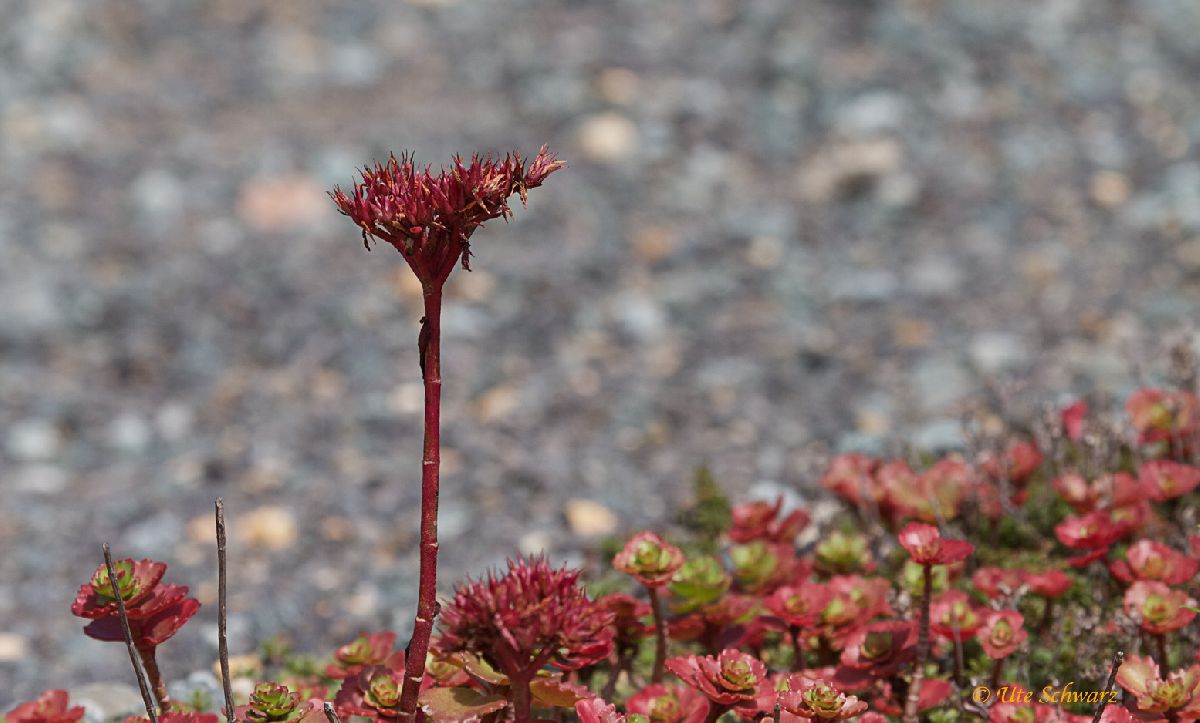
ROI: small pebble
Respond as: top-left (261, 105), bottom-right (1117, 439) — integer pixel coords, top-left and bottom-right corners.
top-left (564, 499), bottom-right (618, 537)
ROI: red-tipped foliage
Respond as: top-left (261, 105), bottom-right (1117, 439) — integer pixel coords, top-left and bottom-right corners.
top-left (664, 649), bottom-right (772, 714)
top-left (897, 522), bottom-right (974, 565)
top-left (326, 631), bottom-right (404, 680)
top-left (613, 532), bottom-right (686, 588)
top-left (436, 556), bottom-right (614, 681)
top-left (977, 610), bottom-right (1027, 659)
top-left (5, 691), bottom-right (85, 723)
top-left (330, 147), bottom-right (564, 286)
top-left (625, 684), bottom-right (708, 723)
top-left (728, 497), bottom-right (809, 544)
top-left (71, 558), bottom-right (199, 647)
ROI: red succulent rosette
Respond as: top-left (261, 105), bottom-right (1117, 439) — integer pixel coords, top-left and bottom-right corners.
top-left (664, 649), bottom-right (772, 714)
top-left (1023, 569), bottom-right (1073, 599)
top-left (326, 631), bottom-right (403, 680)
top-left (1109, 540), bottom-right (1199, 586)
top-left (574, 698), bottom-right (635, 723)
top-left (76, 583), bottom-right (200, 647)
top-left (729, 497), bottom-right (810, 545)
top-left (970, 567), bottom-right (1026, 600)
top-left (1139, 460), bottom-right (1200, 502)
top-left (71, 559), bottom-right (167, 619)
top-left (1116, 655), bottom-right (1200, 718)
top-left (1061, 399), bottom-right (1088, 441)
top-left (330, 148), bottom-right (564, 286)
top-left (820, 453), bottom-right (883, 507)
top-left (1127, 388), bottom-right (1199, 446)
top-left (626, 683), bottom-right (709, 723)
top-left (929, 589), bottom-right (984, 641)
top-left (886, 458), bottom-right (973, 523)
top-left (834, 620), bottom-right (917, 689)
top-left (334, 665), bottom-right (405, 720)
top-left (5, 690), bottom-right (85, 723)
top-left (897, 522), bottom-right (974, 566)
top-left (1055, 510), bottom-right (1132, 565)
top-left (977, 610), bottom-right (1027, 659)
top-left (776, 675), bottom-right (868, 720)
top-left (763, 583), bottom-right (832, 631)
top-left (1124, 580), bottom-right (1197, 635)
top-left (613, 532), bottom-right (686, 588)
top-left (980, 437), bottom-right (1043, 485)
top-left (436, 556), bottom-right (614, 681)
top-left (71, 558), bottom-right (199, 647)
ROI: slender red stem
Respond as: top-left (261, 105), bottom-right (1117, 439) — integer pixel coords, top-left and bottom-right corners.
top-left (648, 586), bottom-right (668, 683)
top-left (510, 675), bottom-right (533, 723)
top-left (902, 564), bottom-right (933, 723)
top-left (398, 285), bottom-right (444, 719)
top-left (137, 644), bottom-right (170, 709)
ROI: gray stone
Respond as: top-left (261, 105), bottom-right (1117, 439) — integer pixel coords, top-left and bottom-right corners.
top-left (6, 419), bottom-right (62, 462)
top-left (68, 683), bottom-right (146, 722)
top-left (968, 332), bottom-right (1030, 374)
top-left (912, 418), bottom-right (967, 452)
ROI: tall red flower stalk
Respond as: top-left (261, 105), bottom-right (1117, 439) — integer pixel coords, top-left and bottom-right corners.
top-left (331, 147), bottom-right (563, 719)
top-left (896, 523), bottom-right (972, 723)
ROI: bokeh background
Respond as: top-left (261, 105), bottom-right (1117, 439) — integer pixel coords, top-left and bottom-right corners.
top-left (4, 0), bottom-right (1200, 705)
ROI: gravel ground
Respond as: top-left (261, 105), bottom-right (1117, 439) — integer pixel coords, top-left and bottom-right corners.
top-left (5, 0), bottom-right (1200, 705)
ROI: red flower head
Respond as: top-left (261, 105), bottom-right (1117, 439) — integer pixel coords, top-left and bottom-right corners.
top-left (971, 567), bottom-right (1026, 599)
top-left (331, 147), bottom-right (563, 287)
top-left (1116, 655), bottom-right (1200, 718)
top-left (664, 649), bottom-right (772, 714)
top-left (929, 590), bottom-right (984, 641)
top-left (436, 556), bottom-right (614, 681)
top-left (886, 458), bottom-right (973, 523)
top-left (71, 558), bottom-right (199, 648)
top-left (728, 497), bottom-right (809, 544)
top-left (613, 532), bottom-right (686, 588)
top-left (1110, 540), bottom-right (1199, 586)
top-left (980, 438), bottom-right (1043, 485)
top-left (776, 676), bottom-right (868, 720)
top-left (820, 453), bottom-right (882, 507)
top-left (6, 691), bottom-right (85, 723)
top-left (1139, 460), bottom-right (1200, 502)
top-left (764, 583), bottom-right (832, 631)
top-left (334, 665), bottom-right (405, 720)
top-left (1055, 511), bottom-right (1131, 553)
top-left (835, 621), bottom-right (917, 689)
top-left (1061, 399), bottom-right (1088, 441)
top-left (1127, 388), bottom-right (1199, 446)
top-left (978, 610), bottom-right (1027, 659)
top-left (1125, 581), bottom-right (1197, 635)
top-left (326, 631), bottom-right (404, 680)
top-left (1024, 569), bottom-right (1073, 599)
top-left (626, 683), bottom-right (709, 723)
top-left (897, 523), bottom-right (974, 566)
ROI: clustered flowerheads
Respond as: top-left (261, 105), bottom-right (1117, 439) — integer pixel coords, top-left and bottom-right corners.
top-left (330, 147), bottom-right (564, 286)
top-left (22, 170), bottom-right (1200, 723)
top-left (436, 556), bottom-right (614, 678)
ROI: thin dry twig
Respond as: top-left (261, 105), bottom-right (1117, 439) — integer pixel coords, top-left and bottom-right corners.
top-left (1092, 649), bottom-right (1125, 723)
top-left (323, 702), bottom-right (344, 723)
top-left (103, 543), bottom-right (159, 723)
top-left (216, 498), bottom-right (235, 723)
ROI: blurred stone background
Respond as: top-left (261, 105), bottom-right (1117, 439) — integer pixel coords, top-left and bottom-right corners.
top-left (4, 0), bottom-right (1200, 704)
